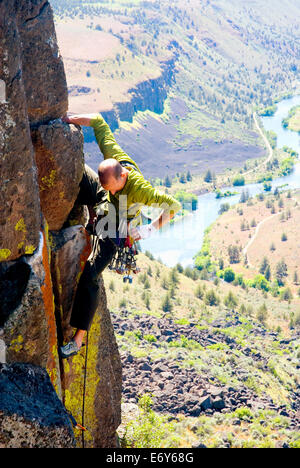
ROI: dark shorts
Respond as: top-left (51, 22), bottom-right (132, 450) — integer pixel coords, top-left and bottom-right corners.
top-left (70, 165), bottom-right (116, 331)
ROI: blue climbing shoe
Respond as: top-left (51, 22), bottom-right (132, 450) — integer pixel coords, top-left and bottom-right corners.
top-left (59, 340), bottom-right (80, 359)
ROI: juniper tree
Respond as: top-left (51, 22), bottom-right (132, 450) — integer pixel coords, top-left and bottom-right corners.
top-left (293, 271), bottom-right (299, 285)
top-left (257, 303), bottom-right (268, 325)
top-left (276, 259), bottom-right (288, 286)
top-left (224, 291), bottom-right (238, 309)
top-left (228, 245), bottom-right (240, 264)
top-left (259, 256), bottom-right (270, 276)
top-left (162, 293), bottom-right (172, 312)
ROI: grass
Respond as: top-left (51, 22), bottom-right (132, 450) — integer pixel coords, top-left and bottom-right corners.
top-left (103, 248), bottom-right (300, 388)
top-left (102, 215), bottom-right (300, 448)
top-left (119, 395), bottom-right (300, 448)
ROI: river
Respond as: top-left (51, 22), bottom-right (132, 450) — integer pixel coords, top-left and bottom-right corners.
top-left (141, 95), bottom-right (300, 267)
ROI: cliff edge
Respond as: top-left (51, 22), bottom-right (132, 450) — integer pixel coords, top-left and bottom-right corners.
top-left (0, 0), bottom-right (122, 448)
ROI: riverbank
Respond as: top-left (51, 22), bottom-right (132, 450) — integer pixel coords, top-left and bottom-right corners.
top-left (153, 109), bottom-right (298, 199)
top-left (142, 94), bottom-right (300, 268)
top-left (282, 105), bottom-right (300, 132)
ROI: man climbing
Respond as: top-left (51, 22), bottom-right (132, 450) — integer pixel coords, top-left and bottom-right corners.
top-left (59, 113), bottom-right (181, 359)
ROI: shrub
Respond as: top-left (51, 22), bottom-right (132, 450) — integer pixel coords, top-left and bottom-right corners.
top-left (219, 203), bottom-right (230, 214)
top-left (195, 284), bottom-right (204, 299)
top-left (204, 289), bottom-right (220, 306)
top-left (120, 394), bottom-right (178, 448)
top-left (224, 267), bottom-right (235, 283)
top-left (174, 190), bottom-right (198, 210)
top-left (224, 291), bottom-right (239, 309)
top-left (234, 407), bottom-right (253, 420)
top-left (257, 303), bottom-right (268, 325)
top-left (119, 298), bottom-right (127, 308)
top-left (280, 287), bottom-right (293, 302)
top-left (250, 274), bottom-right (270, 291)
top-left (233, 175), bottom-right (245, 186)
top-left (144, 334), bottom-right (156, 343)
top-left (145, 250), bottom-right (154, 260)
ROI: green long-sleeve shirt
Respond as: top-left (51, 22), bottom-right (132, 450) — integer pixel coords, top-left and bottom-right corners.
top-left (90, 114), bottom-right (181, 222)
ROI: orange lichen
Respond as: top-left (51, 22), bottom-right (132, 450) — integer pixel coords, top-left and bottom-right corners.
top-left (41, 226), bottom-right (60, 390)
top-left (77, 229), bottom-right (92, 283)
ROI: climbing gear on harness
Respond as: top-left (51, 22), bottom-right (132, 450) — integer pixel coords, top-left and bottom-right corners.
top-left (109, 235), bottom-right (140, 281)
top-left (88, 206), bottom-right (141, 282)
top-left (59, 339), bottom-right (81, 359)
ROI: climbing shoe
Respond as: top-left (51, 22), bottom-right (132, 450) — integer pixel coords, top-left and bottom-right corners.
top-left (59, 340), bottom-right (80, 359)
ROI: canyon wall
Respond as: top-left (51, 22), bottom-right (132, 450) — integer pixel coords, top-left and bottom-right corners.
top-left (83, 56), bottom-right (177, 141)
top-left (0, 0), bottom-right (122, 448)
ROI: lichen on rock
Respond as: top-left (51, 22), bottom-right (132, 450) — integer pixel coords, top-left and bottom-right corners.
top-left (0, 0), bottom-right (122, 449)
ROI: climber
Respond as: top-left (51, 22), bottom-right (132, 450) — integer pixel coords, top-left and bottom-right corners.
top-left (59, 112), bottom-right (181, 359)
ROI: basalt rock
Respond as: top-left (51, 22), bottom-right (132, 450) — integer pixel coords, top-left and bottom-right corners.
top-left (0, 363), bottom-right (74, 448)
top-left (0, 0), bottom-right (41, 262)
top-left (31, 121), bottom-right (84, 231)
top-left (50, 225), bottom-right (91, 344)
top-left (17, 0), bottom-right (68, 124)
top-left (1, 228), bottom-right (61, 396)
top-left (50, 226), bottom-right (121, 448)
top-left (0, 0), bottom-right (122, 449)
top-left (59, 274), bottom-right (122, 448)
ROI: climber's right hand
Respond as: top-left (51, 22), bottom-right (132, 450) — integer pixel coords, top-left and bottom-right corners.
top-left (61, 114), bottom-right (71, 124)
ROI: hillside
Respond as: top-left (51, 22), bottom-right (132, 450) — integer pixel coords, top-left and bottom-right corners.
top-left (204, 188), bottom-right (300, 298)
top-left (50, 0), bottom-right (300, 179)
top-left (102, 251), bottom-right (300, 448)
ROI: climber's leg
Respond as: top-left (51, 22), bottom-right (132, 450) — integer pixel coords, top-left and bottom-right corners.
top-left (59, 166), bottom-right (113, 358)
top-left (59, 237), bottom-right (116, 358)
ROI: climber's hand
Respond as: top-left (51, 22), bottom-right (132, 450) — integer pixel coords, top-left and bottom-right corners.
top-left (62, 114), bottom-right (93, 126)
top-left (62, 114), bottom-right (71, 124)
top-left (129, 224), bottom-right (156, 241)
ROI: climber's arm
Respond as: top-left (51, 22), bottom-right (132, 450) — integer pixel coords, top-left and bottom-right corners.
top-left (63, 113), bottom-right (128, 161)
top-left (89, 114), bottom-right (129, 160)
top-left (128, 176), bottom-right (182, 240)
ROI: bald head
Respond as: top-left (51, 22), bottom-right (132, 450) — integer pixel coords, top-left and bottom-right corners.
top-left (98, 158), bottom-right (128, 195)
top-left (98, 159), bottom-right (122, 186)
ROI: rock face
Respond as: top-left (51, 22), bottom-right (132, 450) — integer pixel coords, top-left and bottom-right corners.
top-left (0, 0), bottom-right (41, 262)
top-left (31, 121), bottom-right (84, 231)
top-left (17, 0), bottom-right (68, 124)
top-left (0, 363), bottom-right (74, 448)
top-left (0, 0), bottom-right (122, 449)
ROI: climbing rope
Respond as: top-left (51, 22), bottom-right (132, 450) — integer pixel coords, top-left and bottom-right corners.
top-left (81, 330), bottom-right (89, 448)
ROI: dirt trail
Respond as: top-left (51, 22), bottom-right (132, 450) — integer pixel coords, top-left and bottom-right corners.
top-left (243, 196), bottom-right (298, 268)
top-left (244, 112), bottom-right (273, 176)
top-left (242, 212), bottom-right (279, 268)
